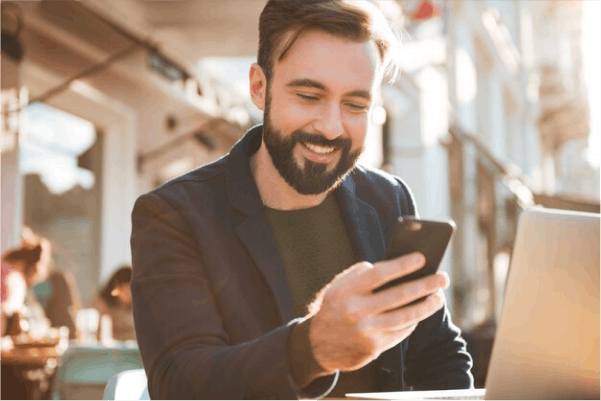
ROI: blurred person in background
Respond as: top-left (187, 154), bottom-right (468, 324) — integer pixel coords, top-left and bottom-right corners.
top-left (1, 230), bottom-right (52, 337)
top-left (1, 229), bottom-right (69, 401)
top-left (92, 265), bottom-right (135, 341)
top-left (34, 268), bottom-right (82, 340)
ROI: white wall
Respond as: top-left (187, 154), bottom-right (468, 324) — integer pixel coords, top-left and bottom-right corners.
top-left (1, 56), bottom-right (25, 253)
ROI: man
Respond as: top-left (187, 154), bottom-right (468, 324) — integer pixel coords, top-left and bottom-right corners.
top-left (130, 0), bottom-right (473, 399)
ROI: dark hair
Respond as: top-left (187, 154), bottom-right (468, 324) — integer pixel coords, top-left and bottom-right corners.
top-left (100, 265), bottom-right (132, 308)
top-left (2, 244), bottom-right (43, 276)
top-left (258, 0), bottom-right (401, 83)
top-left (2, 228), bottom-right (52, 286)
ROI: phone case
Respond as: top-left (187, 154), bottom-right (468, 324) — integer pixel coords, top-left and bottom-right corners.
top-left (374, 217), bottom-right (456, 293)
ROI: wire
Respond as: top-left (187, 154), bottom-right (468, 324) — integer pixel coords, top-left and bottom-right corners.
top-left (4, 43), bottom-right (141, 116)
top-left (2, 1), bottom-right (188, 115)
top-left (30, 43), bottom-right (140, 104)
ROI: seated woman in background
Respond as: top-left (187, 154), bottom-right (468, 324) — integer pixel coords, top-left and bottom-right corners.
top-left (35, 268), bottom-right (82, 340)
top-left (1, 233), bottom-right (52, 337)
top-left (92, 265), bottom-right (136, 341)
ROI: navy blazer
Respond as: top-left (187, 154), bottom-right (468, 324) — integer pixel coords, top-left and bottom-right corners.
top-left (130, 126), bottom-right (473, 399)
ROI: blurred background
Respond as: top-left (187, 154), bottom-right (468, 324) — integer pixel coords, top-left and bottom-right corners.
top-left (1, 0), bottom-right (600, 398)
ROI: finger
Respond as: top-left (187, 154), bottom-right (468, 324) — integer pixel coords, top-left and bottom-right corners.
top-left (330, 261), bottom-right (374, 288)
top-left (350, 252), bottom-right (426, 293)
top-left (369, 272), bottom-right (449, 314)
top-left (369, 290), bottom-right (445, 332)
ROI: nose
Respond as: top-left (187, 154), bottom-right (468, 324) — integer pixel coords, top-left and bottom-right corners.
top-left (314, 102), bottom-right (344, 140)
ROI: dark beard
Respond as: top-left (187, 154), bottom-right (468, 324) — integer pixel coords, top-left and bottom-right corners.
top-left (262, 92), bottom-right (363, 195)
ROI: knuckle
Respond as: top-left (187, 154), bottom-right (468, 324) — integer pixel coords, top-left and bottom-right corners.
top-left (415, 293), bottom-right (443, 316)
top-left (343, 297), bottom-right (365, 322)
top-left (432, 291), bottom-right (445, 309)
top-left (369, 268), bottom-right (388, 286)
top-left (324, 286), bottom-right (340, 302)
top-left (355, 261), bottom-right (373, 270)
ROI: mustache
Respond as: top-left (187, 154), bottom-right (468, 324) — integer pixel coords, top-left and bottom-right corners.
top-left (290, 130), bottom-right (351, 150)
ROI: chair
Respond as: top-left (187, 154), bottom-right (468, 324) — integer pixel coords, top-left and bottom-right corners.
top-left (103, 369), bottom-right (149, 400)
top-left (53, 344), bottom-right (144, 399)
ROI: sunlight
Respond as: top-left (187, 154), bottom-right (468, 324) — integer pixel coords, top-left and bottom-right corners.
top-left (582, 0), bottom-right (600, 167)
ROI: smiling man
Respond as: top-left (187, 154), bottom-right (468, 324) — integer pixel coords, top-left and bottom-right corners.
top-left (130, 1), bottom-right (473, 399)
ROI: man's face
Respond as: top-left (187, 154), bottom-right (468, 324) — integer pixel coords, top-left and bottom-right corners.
top-left (260, 30), bottom-right (379, 195)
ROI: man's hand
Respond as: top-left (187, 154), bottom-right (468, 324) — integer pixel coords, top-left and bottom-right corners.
top-left (307, 252), bottom-right (449, 376)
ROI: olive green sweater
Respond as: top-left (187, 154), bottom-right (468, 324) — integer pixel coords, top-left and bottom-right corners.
top-left (264, 194), bottom-right (376, 396)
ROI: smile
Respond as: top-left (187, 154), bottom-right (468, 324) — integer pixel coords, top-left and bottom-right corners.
top-left (299, 142), bottom-right (340, 164)
top-left (302, 142), bottom-right (336, 155)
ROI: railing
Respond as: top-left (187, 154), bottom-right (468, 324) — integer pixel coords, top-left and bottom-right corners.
top-left (448, 123), bottom-right (534, 209)
top-left (448, 123), bottom-right (600, 213)
top-left (446, 121), bottom-right (600, 387)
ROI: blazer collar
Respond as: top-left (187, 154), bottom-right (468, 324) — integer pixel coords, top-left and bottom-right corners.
top-left (225, 125), bottom-right (387, 322)
top-left (226, 124), bottom-right (265, 216)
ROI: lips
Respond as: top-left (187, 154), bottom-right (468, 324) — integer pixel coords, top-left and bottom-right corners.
top-left (303, 142), bottom-right (335, 155)
top-left (300, 141), bottom-right (339, 163)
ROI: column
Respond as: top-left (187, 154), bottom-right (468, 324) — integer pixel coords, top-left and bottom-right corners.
top-left (1, 49), bottom-right (25, 253)
top-left (99, 116), bottom-right (138, 282)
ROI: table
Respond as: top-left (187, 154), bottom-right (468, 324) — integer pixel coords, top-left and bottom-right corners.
top-left (1, 338), bottom-right (65, 399)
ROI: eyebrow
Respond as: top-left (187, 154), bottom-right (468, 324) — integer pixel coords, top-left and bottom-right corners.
top-left (285, 78), bottom-right (372, 102)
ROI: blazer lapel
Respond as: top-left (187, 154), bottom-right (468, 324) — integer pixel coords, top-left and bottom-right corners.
top-left (335, 174), bottom-right (387, 263)
top-left (225, 126), bottom-right (295, 324)
top-left (235, 215), bottom-right (295, 323)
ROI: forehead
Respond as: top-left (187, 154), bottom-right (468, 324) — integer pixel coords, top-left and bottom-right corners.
top-left (271, 29), bottom-right (380, 92)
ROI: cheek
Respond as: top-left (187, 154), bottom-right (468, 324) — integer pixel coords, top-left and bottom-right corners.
top-left (346, 114), bottom-right (369, 146)
top-left (270, 99), bottom-right (315, 131)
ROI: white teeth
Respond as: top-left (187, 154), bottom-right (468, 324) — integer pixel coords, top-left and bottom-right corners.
top-left (304, 143), bottom-right (335, 154)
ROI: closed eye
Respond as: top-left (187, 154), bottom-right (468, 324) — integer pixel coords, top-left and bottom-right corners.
top-left (296, 93), bottom-right (319, 102)
top-left (346, 103), bottom-right (368, 112)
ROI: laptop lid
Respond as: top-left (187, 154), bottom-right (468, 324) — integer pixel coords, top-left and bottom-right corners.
top-left (485, 207), bottom-right (600, 400)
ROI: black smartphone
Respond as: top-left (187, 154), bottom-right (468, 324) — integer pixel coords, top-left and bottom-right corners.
top-left (373, 216), bottom-right (456, 293)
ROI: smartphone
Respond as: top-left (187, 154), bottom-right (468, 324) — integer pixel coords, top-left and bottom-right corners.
top-left (373, 216), bottom-right (456, 293)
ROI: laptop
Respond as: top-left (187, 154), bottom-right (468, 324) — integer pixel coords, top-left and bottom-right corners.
top-left (347, 207), bottom-right (600, 400)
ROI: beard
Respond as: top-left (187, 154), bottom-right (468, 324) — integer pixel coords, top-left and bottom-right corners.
top-left (262, 91), bottom-right (363, 195)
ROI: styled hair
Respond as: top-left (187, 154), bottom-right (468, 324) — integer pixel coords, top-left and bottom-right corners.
top-left (2, 244), bottom-right (43, 274)
top-left (258, 0), bottom-right (401, 83)
top-left (2, 228), bottom-right (52, 285)
top-left (100, 265), bottom-right (132, 308)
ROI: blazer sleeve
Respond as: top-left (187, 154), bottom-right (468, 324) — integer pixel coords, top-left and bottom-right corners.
top-left (130, 193), bottom-right (334, 399)
top-left (404, 304), bottom-right (474, 390)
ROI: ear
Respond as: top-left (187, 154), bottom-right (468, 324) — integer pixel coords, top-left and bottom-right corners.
top-left (249, 63), bottom-right (267, 111)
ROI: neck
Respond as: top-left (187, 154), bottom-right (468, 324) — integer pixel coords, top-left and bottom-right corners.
top-left (250, 142), bottom-right (327, 210)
